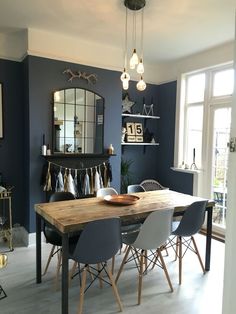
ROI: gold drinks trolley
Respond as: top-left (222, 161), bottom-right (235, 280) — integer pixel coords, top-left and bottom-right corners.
top-left (0, 189), bottom-right (13, 252)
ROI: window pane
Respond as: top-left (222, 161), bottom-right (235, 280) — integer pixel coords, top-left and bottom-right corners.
top-left (186, 73), bottom-right (205, 103)
top-left (185, 105), bottom-right (203, 167)
top-left (213, 69), bottom-right (234, 97)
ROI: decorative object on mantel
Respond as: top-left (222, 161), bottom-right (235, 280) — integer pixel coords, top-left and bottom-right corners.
top-left (63, 68), bottom-right (98, 84)
top-left (107, 144), bottom-right (115, 155)
top-left (41, 134), bottom-right (47, 156)
top-left (41, 161), bottom-right (112, 197)
top-left (122, 93), bottom-right (135, 113)
top-left (190, 148), bottom-right (198, 170)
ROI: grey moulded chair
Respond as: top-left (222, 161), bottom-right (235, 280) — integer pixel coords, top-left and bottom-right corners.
top-left (115, 208), bottom-right (174, 305)
top-left (43, 192), bottom-right (78, 287)
top-left (96, 187), bottom-right (142, 235)
top-left (169, 200), bottom-right (208, 284)
top-left (69, 217), bottom-right (123, 314)
top-left (140, 179), bottom-right (167, 191)
top-left (127, 184), bottom-right (145, 193)
top-left (96, 187), bottom-right (142, 272)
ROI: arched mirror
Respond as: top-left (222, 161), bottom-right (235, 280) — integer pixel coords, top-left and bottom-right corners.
top-left (53, 88), bottom-right (104, 154)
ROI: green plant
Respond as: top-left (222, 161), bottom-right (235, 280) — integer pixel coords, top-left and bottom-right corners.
top-left (121, 158), bottom-right (133, 194)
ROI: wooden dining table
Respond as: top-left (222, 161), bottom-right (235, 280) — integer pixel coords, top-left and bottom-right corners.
top-left (35, 189), bottom-right (214, 314)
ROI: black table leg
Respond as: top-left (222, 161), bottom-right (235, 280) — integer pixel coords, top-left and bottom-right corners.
top-left (205, 206), bottom-right (213, 271)
top-left (36, 212), bottom-right (42, 283)
top-left (62, 233), bottom-right (69, 314)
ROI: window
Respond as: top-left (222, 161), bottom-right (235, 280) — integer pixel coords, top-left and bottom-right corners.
top-left (178, 65), bottom-right (234, 170)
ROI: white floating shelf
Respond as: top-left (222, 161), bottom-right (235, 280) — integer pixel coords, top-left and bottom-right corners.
top-left (122, 113), bottom-right (160, 119)
top-left (121, 143), bottom-right (160, 146)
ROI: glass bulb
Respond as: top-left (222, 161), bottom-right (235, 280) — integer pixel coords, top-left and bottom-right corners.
top-left (129, 58), bottom-right (136, 70)
top-left (120, 69), bottom-right (130, 82)
top-left (130, 49), bottom-right (139, 69)
top-left (136, 76), bottom-right (146, 91)
top-left (137, 59), bottom-right (144, 74)
top-left (122, 79), bottom-right (129, 90)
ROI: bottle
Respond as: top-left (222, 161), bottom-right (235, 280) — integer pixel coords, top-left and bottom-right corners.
top-left (41, 134), bottom-right (47, 156)
top-left (107, 144), bottom-right (114, 155)
top-left (46, 144), bottom-right (51, 156)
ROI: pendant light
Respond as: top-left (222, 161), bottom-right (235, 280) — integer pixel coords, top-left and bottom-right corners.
top-left (122, 0), bottom-right (146, 91)
top-left (120, 5), bottom-right (130, 89)
top-left (137, 8), bottom-right (144, 74)
top-left (129, 11), bottom-right (139, 69)
top-left (136, 76), bottom-right (146, 91)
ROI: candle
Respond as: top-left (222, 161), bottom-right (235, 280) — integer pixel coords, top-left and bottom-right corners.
top-left (193, 148), bottom-right (195, 159)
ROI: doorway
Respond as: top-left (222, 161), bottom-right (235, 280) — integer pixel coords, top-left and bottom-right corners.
top-left (210, 106), bottom-right (231, 233)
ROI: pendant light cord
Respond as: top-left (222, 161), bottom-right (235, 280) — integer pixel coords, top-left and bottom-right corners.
top-left (125, 6), bottom-right (128, 69)
top-left (141, 8), bottom-right (144, 60)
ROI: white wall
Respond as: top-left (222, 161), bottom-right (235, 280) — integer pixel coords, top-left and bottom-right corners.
top-left (222, 20), bottom-right (236, 314)
top-left (0, 27), bottom-right (234, 85)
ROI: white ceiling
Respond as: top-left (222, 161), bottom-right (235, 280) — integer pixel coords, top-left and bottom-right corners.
top-left (0, 0), bottom-right (235, 64)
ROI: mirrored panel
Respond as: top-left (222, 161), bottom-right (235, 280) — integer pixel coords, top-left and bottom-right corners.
top-left (53, 88), bottom-right (104, 154)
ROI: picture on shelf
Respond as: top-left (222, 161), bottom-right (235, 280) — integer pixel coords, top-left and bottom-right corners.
top-left (126, 122), bottom-right (143, 143)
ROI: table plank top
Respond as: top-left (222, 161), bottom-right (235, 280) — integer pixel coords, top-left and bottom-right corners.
top-left (35, 190), bottom-right (214, 233)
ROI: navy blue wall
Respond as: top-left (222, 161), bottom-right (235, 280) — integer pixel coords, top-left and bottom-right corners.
top-left (0, 56), bottom-right (193, 233)
top-left (26, 56), bottom-right (122, 232)
top-left (156, 81), bottom-right (193, 194)
top-left (0, 59), bottom-right (26, 228)
top-left (122, 80), bottom-right (193, 194)
top-left (121, 81), bottom-right (160, 184)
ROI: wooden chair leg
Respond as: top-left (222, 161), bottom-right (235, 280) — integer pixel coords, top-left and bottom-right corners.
top-left (111, 256), bottom-right (115, 275)
top-left (144, 250), bottom-right (148, 273)
top-left (179, 236), bottom-right (182, 285)
top-left (88, 265), bottom-right (94, 281)
top-left (55, 249), bottom-right (62, 290)
top-left (78, 266), bottom-right (87, 314)
top-left (69, 261), bottom-right (78, 286)
top-left (138, 252), bottom-right (144, 305)
top-left (42, 245), bottom-right (56, 276)
top-left (97, 263), bottom-right (103, 288)
top-left (175, 237), bottom-right (178, 261)
top-left (115, 246), bottom-right (131, 283)
top-left (157, 248), bottom-right (173, 292)
top-left (123, 244), bottom-right (128, 253)
top-left (106, 264), bottom-right (123, 312)
top-left (191, 236), bottom-right (205, 274)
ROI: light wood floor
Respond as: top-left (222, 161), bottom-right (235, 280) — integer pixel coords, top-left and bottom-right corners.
top-left (0, 234), bottom-right (224, 314)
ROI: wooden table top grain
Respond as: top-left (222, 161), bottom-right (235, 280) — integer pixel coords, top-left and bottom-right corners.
top-left (35, 190), bottom-right (214, 233)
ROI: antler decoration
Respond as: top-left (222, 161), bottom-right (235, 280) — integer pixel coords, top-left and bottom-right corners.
top-left (63, 69), bottom-right (98, 84)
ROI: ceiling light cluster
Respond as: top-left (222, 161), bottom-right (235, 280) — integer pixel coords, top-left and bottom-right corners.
top-left (120, 0), bottom-right (146, 91)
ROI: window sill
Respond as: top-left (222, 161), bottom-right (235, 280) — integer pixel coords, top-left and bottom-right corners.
top-left (171, 167), bottom-right (201, 175)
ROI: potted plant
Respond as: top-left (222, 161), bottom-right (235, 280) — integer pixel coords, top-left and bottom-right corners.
top-left (121, 158), bottom-right (133, 194)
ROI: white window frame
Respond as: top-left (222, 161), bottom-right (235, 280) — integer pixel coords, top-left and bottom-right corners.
top-left (174, 63), bottom-right (233, 197)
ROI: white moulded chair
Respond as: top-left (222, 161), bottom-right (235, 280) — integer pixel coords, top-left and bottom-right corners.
top-left (115, 208), bottom-right (174, 305)
top-left (96, 187), bottom-right (118, 197)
